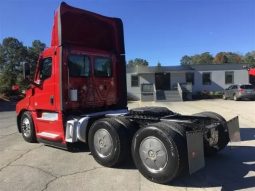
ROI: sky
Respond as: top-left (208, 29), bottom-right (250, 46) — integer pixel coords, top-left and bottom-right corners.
top-left (0, 0), bottom-right (255, 66)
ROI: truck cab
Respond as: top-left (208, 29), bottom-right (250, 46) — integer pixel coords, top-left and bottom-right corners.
top-left (16, 2), bottom-right (127, 144)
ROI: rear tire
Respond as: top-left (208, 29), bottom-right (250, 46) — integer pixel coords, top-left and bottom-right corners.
top-left (193, 112), bottom-right (229, 156)
top-left (131, 122), bottom-right (187, 184)
top-left (20, 111), bottom-right (37, 143)
top-left (88, 118), bottom-right (129, 167)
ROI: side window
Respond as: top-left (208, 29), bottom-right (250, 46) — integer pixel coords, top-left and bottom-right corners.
top-left (225, 71), bottom-right (234, 84)
top-left (202, 72), bottom-right (211, 85)
top-left (39, 58), bottom-right (52, 80)
top-left (186, 72), bottom-right (194, 85)
top-left (227, 85), bottom-right (233, 90)
top-left (68, 55), bottom-right (90, 77)
top-left (94, 57), bottom-right (112, 77)
top-left (131, 75), bottom-right (139, 87)
top-left (232, 85), bottom-right (238, 89)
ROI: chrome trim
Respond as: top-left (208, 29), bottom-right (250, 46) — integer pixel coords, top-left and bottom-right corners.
top-left (76, 109), bottom-right (128, 143)
top-left (65, 119), bottom-right (78, 143)
top-left (77, 117), bottom-right (90, 142)
top-left (40, 112), bottom-right (58, 121)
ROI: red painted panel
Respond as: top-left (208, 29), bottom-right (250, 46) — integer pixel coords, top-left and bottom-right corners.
top-left (249, 68), bottom-right (255, 76)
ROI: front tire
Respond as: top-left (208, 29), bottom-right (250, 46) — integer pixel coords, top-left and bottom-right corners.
top-left (20, 111), bottom-right (37, 143)
top-left (131, 122), bottom-right (187, 184)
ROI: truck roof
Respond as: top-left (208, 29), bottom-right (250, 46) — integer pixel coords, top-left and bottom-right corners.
top-left (51, 2), bottom-right (125, 54)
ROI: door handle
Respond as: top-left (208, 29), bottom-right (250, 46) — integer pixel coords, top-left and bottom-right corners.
top-left (50, 96), bottom-right (54, 105)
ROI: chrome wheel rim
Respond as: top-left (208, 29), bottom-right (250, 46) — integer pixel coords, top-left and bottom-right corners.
top-left (94, 129), bottom-right (113, 158)
top-left (139, 136), bottom-right (168, 173)
top-left (22, 118), bottom-right (31, 137)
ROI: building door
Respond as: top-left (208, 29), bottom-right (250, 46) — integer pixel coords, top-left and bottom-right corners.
top-left (155, 73), bottom-right (171, 90)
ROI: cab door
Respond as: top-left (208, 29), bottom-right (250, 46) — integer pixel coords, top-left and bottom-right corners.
top-left (33, 49), bottom-right (56, 111)
top-left (31, 48), bottom-right (64, 142)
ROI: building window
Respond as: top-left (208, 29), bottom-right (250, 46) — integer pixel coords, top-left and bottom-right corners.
top-left (202, 72), bottom-right (211, 85)
top-left (131, 75), bottom-right (139, 87)
top-left (186, 72), bottom-right (194, 85)
top-left (141, 83), bottom-right (153, 92)
top-left (225, 71), bottom-right (234, 84)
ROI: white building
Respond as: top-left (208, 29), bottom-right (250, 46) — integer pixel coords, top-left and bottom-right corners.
top-left (126, 63), bottom-right (249, 101)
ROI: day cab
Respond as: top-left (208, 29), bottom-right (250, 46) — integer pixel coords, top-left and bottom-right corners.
top-left (16, 2), bottom-right (241, 184)
top-left (16, 2), bottom-right (127, 145)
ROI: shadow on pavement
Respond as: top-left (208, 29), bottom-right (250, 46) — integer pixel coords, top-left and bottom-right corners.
top-left (172, 145), bottom-right (255, 190)
top-left (0, 100), bottom-right (16, 112)
top-left (67, 142), bottom-right (137, 169)
top-left (240, 128), bottom-right (255, 141)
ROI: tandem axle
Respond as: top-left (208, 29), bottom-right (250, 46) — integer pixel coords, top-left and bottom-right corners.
top-left (62, 106), bottom-right (240, 183)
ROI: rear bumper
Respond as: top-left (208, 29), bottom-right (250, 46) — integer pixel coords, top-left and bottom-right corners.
top-left (237, 93), bottom-right (255, 99)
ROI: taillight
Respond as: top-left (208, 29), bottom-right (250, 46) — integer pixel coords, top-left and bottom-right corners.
top-left (239, 88), bottom-right (244, 93)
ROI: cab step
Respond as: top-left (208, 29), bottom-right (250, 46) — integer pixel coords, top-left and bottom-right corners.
top-left (37, 132), bottom-right (63, 142)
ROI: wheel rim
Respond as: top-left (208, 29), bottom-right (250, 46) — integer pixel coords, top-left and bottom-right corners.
top-left (139, 136), bottom-right (168, 173)
top-left (22, 118), bottom-right (31, 137)
top-left (94, 129), bottom-right (113, 158)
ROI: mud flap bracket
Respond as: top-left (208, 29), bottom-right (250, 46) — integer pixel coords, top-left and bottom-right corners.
top-left (186, 130), bottom-right (205, 174)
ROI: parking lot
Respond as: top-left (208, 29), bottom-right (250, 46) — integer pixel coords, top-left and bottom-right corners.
top-left (0, 99), bottom-right (255, 191)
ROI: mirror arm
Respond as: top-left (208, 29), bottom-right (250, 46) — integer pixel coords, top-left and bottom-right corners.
top-left (25, 77), bottom-right (41, 88)
top-left (30, 81), bottom-right (41, 87)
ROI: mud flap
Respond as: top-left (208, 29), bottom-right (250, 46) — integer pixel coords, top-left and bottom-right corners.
top-left (186, 130), bottom-right (205, 174)
top-left (227, 116), bottom-right (241, 142)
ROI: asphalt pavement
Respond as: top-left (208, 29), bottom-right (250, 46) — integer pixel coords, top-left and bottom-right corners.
top-left (0, 99), bottom-right (255, 191)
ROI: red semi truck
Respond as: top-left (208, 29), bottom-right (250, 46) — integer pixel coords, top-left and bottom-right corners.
top-left (16, 2), bottom-right (240, 184)
top-left (248, 67), bottom-right (255, 85)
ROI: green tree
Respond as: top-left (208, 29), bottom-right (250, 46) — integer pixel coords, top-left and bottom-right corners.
top-left (213, 52), bottom-right (242, 64)
top-left (198, 52), bottom-right (214, 64)
top-left (157, 62), bottom-right (162, 67)
top-left (127, 58), bottom-right (149, 67)
top-left (0, 38), bottom-right (46, 95)
top-left (225, 52), bottom-right (242, 63)
top-left (180, 55), bottom-right (192, 65)
top-left (0, 37), bottom-right (27, 94)
top-left (26, 40), bottom-right (46, 76)
top-left (180, 52), bottom-right (213, 65)
top-left (243, 51), bottom-right (255, 66)
top-left (213, 52), bottom-right (228, 64)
